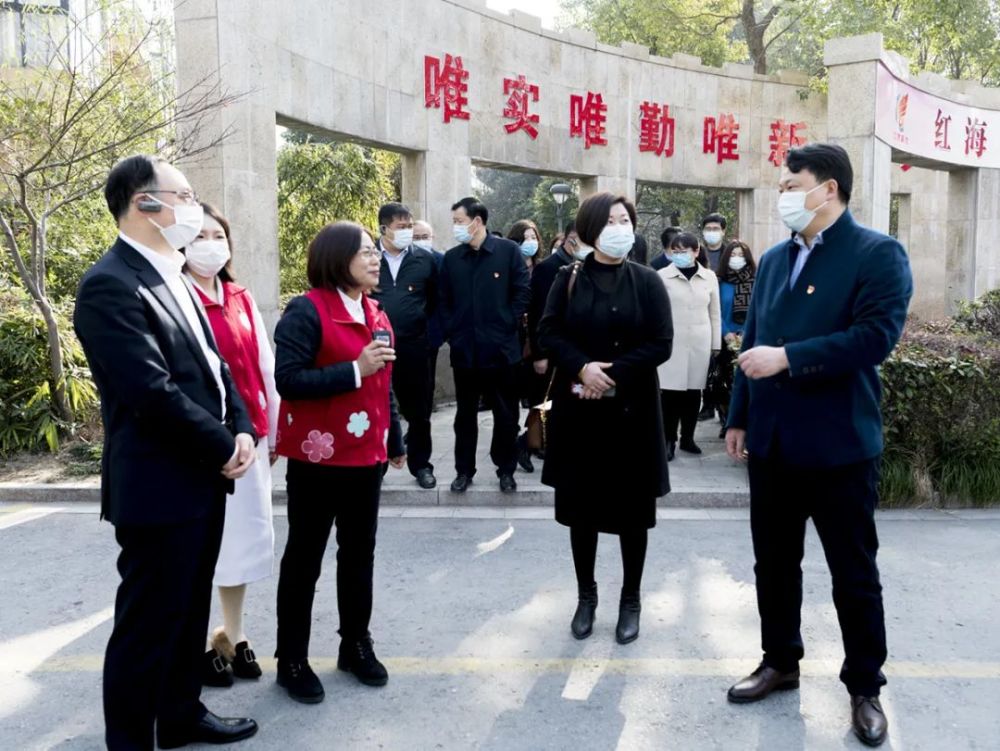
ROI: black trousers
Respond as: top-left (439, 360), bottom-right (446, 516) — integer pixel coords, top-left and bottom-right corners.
top-left (427, 346), bottom-right (441, 412)
top-left (660, 389), bottom-right (701, 443)
top-left (275, 460), bottom-right (382, 660)
top-left (453, 364), bottom-right (520, 477)
top-left (749, 454), bottom-right (888, 696)
top-left (104, 504), bottom-right (225, 750)
top-left (392, 344), bottom-right (433, 475)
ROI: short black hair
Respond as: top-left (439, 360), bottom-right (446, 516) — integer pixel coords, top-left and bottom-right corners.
top-left (307, 221), bottom-right (370, 291)
top-left (786, 142), bottom-right (853, 203)
top-left (701, 213), bottom-right (727, 230)
top-left (660, 226), bottom-right (682, 249)
top-left (575, 192), bottom-right (636, 249)
top-left (377, 202), bottom-right (412, 228)
top-left (451, 196), bottom-right (489, 225)
top-left (104, 154), bottom-right (165, 221)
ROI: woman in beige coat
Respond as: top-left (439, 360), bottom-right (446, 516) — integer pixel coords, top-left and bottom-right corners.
top-left (657, 232), bottom-right (721, 459)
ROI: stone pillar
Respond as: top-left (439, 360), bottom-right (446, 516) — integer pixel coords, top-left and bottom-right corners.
top-left (739, 188), bottom-right (787, 257)
top-left (973, 168), bottom-right (1000, 297)
top-left (174, 0), bottom-right (281, 330)
top-left (580, 176), bottom-right (636, 202)
top-left (401, 151), bottom-right (472, 247)
top-left (824, 34), bottom-right (892, 233)
top-left (948, 168), bottom-right (1000, 313)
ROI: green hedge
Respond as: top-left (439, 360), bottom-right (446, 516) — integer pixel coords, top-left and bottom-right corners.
top-left (879, 289), bottom-right (1000, 507)
top-left (0, 291), bottom-right (98, 456)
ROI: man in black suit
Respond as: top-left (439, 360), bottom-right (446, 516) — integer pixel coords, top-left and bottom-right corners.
top-left (725, 144), bottom-right (912, 747)
top-left (371, 202), bottom-right (439, 489)
top-left (527, 223), bottom-right (578, 376)
top-left (439, 196), bottom-right (531, 494)
top-left (74, 155), bottom-right (259, 750)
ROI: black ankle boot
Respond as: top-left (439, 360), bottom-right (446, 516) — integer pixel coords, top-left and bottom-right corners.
top-left (615, 591), bottom-right (641, 644)
top-left (338, 636), bottom-right (388, 686)
top-left (571, 582), bottom-right (598, 640)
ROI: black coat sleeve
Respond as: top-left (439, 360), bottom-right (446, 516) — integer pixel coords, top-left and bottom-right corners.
top-left (528, 262), bottom-right (556, 360)
top-left (537, 266), bottom-right (590, 379)
top-left (606, 269), bottom-right (673, 388)
top-left (221, 361), bottom-right (255, 439)
top-left (73, 272), bottom-right (236, 468)
top-left (510, 246), bottom-right (531, 319)
top-left (274, 296), bottom-right (359, 400)
top-left (387, 385), bottom-right (405, 459)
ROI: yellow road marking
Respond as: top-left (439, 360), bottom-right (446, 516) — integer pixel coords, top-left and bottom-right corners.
top-left (30, 656), bottom-right (1000, 680)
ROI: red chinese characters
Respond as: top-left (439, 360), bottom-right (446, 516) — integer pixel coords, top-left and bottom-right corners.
top-left (503, 75), bottom-right (540, 139)
top-left (768, 119), bottom-right (807, 166)
top-left (704, 114), bottom-right (740, 163)
top-left (570, 92), bottom-right (607, 149)
top-left (965, 117), bottom-right (987, 158)
top-left (934, 109), bottom-right (952, 151)
top-left (638, 102), bottom-right (675, 157)
top-left (424, 54), bottom-right (470, 123)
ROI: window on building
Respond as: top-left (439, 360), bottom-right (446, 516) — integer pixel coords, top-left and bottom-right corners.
top-left (0, 1), bottom-right (70, 68)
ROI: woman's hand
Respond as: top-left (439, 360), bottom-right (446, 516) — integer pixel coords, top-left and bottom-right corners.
top-left (356, 340), bottom-right (396, 377)
top-left (533, 358), bottom-right (549, 375)
top-left (578, 362), bottom-right (615, 398)
top-left (388, 454), bottom-right (406, 469)
top-left (269, 449), bottom-right (278, 466)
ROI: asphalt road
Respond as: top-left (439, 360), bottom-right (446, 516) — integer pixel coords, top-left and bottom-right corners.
top-left (2, 504), bottom-right (998, 750)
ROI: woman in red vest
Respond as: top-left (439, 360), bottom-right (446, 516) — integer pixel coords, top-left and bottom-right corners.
top-left (184, 205), bottom-right (277, 687)
top-left (272, 221), bottom-right (405, 704)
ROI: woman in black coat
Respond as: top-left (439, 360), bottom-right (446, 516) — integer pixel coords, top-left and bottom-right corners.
top-left (537, 192), bottom-right (673, 645)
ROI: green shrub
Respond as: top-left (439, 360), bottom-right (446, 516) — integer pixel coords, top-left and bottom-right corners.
top-left (0, 291), bottom-right (98, 456)
top-left (880, 299), bottom-right (1000, 507)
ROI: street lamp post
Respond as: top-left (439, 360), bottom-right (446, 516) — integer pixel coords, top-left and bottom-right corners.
top-left (549, 182), bottom-right (572, 234)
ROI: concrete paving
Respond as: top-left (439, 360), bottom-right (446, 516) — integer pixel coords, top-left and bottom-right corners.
top-left (1, 503), bottom-right (998, 750)
top-left (0, 406), bottom-right (751, 507)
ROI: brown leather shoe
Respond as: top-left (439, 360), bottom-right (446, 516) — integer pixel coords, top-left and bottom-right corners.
top-left (851, 695), bottom-right (888, 747)
top-left (727, 662), bottom-right (800, 703)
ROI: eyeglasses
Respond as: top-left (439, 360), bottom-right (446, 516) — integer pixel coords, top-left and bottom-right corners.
top-left (358, 248), bottom-right (383, 260)
top-left (144, 189), bottom-right (200, 205)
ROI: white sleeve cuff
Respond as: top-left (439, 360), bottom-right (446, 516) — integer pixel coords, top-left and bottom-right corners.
top-left (353, 361), bottom-right (361, 388)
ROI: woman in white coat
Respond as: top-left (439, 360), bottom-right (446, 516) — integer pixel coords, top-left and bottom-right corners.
top-left (184, 205), bottom-right (278, 686)
top-left (657, 232), bottom-right (721, 459)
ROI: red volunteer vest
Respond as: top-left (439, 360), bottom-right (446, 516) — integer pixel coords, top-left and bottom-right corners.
top-left (275, 288), bottom-right (394, 467)
top-left (194, 281), bottom-right (269, 439)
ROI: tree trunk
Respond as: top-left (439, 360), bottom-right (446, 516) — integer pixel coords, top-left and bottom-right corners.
top-left (741, 0), bottom-right (768, 74)
top-left (36, 293), bottom-right (74, 425)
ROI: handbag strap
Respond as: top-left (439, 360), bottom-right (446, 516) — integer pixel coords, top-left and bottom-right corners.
top-left (541, 261), bottom-right (582, 406)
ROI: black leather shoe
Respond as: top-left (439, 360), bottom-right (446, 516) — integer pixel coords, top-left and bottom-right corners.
top-left (615, 591), bottom-right (641, 644)
top-left (679, 438), bottom-right (702, 454)
top-left (415, 468), bottom-right (437, 489)
top-left (516, 434), bottom-right (535, 473)
top-left (450, 474), bottom-right (472, 493)
top-left (338, 637), bottom-right (388, 687)
top-left (276, 659), bottom-right (325, 704)
top-left (230, 641), bottom-right (262, 680)
top-left (571, 582), bottom-right (598, 639)
top-left (499, 473), bottom-right (517, 493)
top-left (666, 441), bottom-right (676, 462)
top-left (851, 695), bottom-right (888, 747)
top-left (157, 711), bottom-right (258, 748)
top-left (727, 662), bottom-right (800, 703)
top-left (202, 648), bottom-right (233, 688)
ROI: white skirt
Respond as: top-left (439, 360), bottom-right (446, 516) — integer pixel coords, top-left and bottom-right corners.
top-left (214, 441), bottom-right (275, 587)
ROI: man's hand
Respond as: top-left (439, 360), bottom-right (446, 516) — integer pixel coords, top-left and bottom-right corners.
top-left (725, 428), bottom-right (748, 463)
top-left (579, 362), bottom-right (615, 399)
top-left (533, 358), bottom-right (549, 376)
top-left (388, 454), bottom-right (406, 470)
top-left (222, 433), bottom-right (256, 479)
top-left (357, 341), bottom-right (396, 377)
top-left (738, 346), bottom-right (789, 380)
top-left (269, 449), bottom-right (278, 466)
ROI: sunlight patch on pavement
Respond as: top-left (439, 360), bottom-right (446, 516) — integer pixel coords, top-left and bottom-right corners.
top-left (0, 507), bottom-right (63, 530)
top-left (475, 524), bottom-right (515, 556)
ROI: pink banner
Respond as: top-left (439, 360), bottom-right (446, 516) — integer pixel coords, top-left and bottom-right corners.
top-left (875, 64), bottom-right (998, 169)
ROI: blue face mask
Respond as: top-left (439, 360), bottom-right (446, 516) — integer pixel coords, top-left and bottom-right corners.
top-left (670, 252), bottom-right (695, 269)
top-left (520, 240), bottom-right (539, 257)
top-left (453, 223), bottom-right (473, 244)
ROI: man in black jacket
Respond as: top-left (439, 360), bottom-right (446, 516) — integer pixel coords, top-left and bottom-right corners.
top-left (440, 196), bottom-right (531, 493)
top-left (74, 155), bottom-right (259, 750)
top-left (371, 202), bottom-right (439, 489)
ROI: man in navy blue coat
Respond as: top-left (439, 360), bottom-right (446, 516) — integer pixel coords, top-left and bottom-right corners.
top-left (724, 144), bottom-right (912, 748)
top-left (440, 197), bottom-right (531, 494)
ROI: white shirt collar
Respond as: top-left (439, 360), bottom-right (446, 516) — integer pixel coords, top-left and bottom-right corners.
top-left (793, 230), bottom-right (824, 252)
top-left (337, 287), bottom-right (366, 323)
top-left (120, 232), bottom-right (185, 278)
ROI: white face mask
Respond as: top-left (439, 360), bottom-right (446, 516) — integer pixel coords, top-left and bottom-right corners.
top-left (778, 183), bottom-right (829, 234)
top-left (146, 197), bottom-right (204, 250)
top-left (453, 222), bottom-right (474, 244)
top-left (185, 239), bottom-right (231, 277)
top-left (597, 224), bottom-right (635, 259)
top-left (728, 256), bottom-right (747, 271)
top-left (703, 230), bottom-right (723, 247)
top-left (413, 239), bottom-right (434, 251)
top-left (388, 228), bottom-right (413, 249)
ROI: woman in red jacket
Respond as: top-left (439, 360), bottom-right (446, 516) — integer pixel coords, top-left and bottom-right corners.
top-left (184, 204), bottom-right (277, 687)
top-left (272, 221), bottom-right (405, 705)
